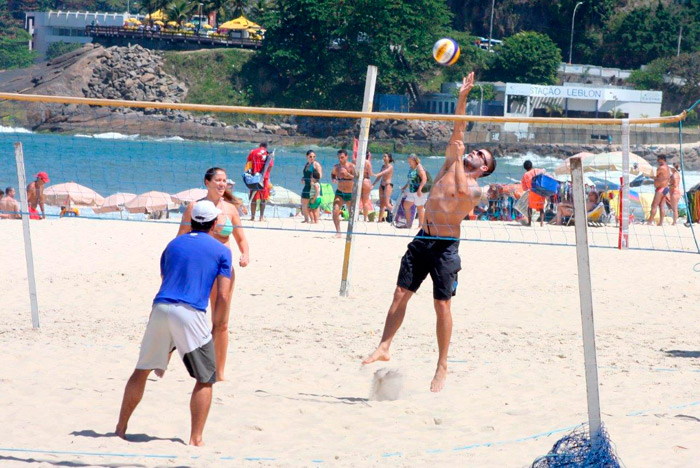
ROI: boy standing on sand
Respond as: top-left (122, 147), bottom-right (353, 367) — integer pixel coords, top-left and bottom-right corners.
top-left (363, 72), bottom-right (496, 393)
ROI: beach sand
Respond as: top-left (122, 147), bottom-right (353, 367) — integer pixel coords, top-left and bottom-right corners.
top-left (0, 217), bottom-right (698, 466)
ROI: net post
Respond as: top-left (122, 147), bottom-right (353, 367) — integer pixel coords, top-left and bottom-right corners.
top-left (14, 142), bottom-right (41, 329)
top-left (619, 119), bottom-right (630, 249)
top-left (570, 156), bottom-right (602, 444)
top-left (339, 65), bottom-right (378, 297)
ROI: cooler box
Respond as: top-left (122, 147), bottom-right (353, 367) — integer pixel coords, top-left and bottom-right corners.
top-left (531, 174), bottom-right (560, 197)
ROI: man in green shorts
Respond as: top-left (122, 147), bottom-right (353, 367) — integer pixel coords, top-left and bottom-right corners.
top-left (331, 149), bottom-right (356, 237)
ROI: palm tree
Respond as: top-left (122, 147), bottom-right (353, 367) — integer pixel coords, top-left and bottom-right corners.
top-left (543, 101), bottom-right (563, 117)
top-left (247, 0), bottom-right (270, 21)
top-left (139, 0), bottom-right (169, 18)
top-left (167, 0), bottom-right (195, 25)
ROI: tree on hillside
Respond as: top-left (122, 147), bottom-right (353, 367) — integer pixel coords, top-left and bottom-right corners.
top-left (487, 31), bottom-right (561, 84)
top-left (243, 0), bottom-right (453, 110)
top-left (0, 28), bottom-right (36, 69)
top-left (166, 0), bottom-right (194, 25)
top-left (138, 0), bottom-right (168, 17)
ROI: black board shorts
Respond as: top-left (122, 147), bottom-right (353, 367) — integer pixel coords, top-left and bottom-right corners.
top-left (397, 230), bottom-right (461, 300)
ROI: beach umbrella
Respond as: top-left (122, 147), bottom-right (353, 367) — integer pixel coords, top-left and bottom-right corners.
top-left (268, 186), bottom-right (301, 207)
top-left (555, 151), bottom-right (655, 177)
top-left (219, 15), bottom-right (261, 30)
top-left (167, 21), bottom-right (178, 27)
top-left (44, 182), bottom-right (104, 207)
top-left (171, 188), bottom-right (207, 204)
top-left (145, 9), bottom-right (166, 21)
top-left (125, 191), bottom-right (178, 214)
top-left (202, 23), bottom-right (213, 29)
top-left (93, 192), bottom-right (136, 214)
top-left (184, 22), bottom-right (195, 28)
top-left (153, 20), bottom-right (164, 26)
top-left (554, 152), bottom-right (595, 175)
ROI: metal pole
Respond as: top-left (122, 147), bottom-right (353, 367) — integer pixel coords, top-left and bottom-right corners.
top-left (487, 0), bottom-right (496, 52)
top-left (677, 24), bottom-right (683, 56)
top-left (339, 65), bottom-right (378, 297)
top-left (620, 119), bottom-right (630, 248)
top-left (570, 156), bottom-right (602, 444)
top-left (569, 2), bottom-right (584, 65)
top-left (14, 143), bottom-right (40, 329)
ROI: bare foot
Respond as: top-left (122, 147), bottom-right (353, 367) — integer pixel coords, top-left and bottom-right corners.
top-left (362, 346), bottom-right (390, 365)
top-left (189, 438), bottom-right (205, 446)
top-left (334, 232), bottom-right (342, 238)
top-left (259, 217), bottom-right (267, 222)
top-left (430, 365), bottom-right (447, 393)
top-left (249, 217), bottom-right (255, 222)
top-left (115, 427), bottom-right (127, 440)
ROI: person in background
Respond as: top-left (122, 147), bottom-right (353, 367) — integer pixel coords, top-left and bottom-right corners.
top-left (521, 160), bottom-right (545, 227)
top-left (247, 142), bottom-right (273, 222)
top-left (307, 171), bottom-right (322, 224)
top-left (0, 187), bottom-right (21, 219)
top-left (331, 149), bottom-right (356, 237)
top-left (360, 151), bottom-right (374, 221)
top-left (226, 178), bottom-right (248, 217)
top-left (401, 154), bottom-right (427, 228)
top-left (372, 153), bottom-right (395, 223)
top-left (648, 155), bottom-right (670, 226)
top-left (27, 172), bottom-right (49, 220)
top-left (667, 162), bottom-right (682, 226)
top-left (301, 150), bottom-right (323, 223)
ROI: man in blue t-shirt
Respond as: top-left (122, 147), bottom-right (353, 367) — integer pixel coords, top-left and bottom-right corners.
top-left (116, 200), bottom-right (232, 446)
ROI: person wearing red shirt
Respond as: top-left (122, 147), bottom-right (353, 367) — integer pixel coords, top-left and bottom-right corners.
top-left (246, 142), bottom-right (273, 221)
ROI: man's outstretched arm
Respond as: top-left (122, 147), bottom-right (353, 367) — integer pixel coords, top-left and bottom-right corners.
top-left (449, 72), bottom-right (474, 144)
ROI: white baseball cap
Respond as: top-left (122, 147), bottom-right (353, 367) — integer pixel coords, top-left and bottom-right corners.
top-left (191, 200), bottom-right (221, 222)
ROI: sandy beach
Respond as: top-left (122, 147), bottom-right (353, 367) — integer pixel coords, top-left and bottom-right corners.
top-left (1, 217), bottom-right (698, 466)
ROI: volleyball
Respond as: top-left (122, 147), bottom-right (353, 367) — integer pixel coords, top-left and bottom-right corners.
top-left (432, 38), bottom-right (460, 66)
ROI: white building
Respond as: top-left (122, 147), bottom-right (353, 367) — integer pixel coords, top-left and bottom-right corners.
top-left (25, 11), bottom-right (130, 60)
top-left (504, 82), bottom-right (662, 120)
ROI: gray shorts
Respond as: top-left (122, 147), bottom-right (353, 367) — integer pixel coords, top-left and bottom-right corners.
top-left (136, 302), bottom-right (217, 384)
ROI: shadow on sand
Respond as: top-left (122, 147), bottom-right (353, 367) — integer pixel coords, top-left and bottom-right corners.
top-left (663, 350), bottom-right (700, 359)
top-left (70, 430), bottom-right (185, 445)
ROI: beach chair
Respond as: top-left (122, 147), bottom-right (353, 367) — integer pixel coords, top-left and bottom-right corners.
top-left (564, 202), bottom-right (606, 227)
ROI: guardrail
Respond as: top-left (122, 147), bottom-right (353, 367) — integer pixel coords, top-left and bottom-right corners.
top-left (85, 25), bottom-right (262, 49)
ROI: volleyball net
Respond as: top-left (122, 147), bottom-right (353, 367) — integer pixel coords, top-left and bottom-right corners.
top-left (1, 90), bottom-right (699, 255)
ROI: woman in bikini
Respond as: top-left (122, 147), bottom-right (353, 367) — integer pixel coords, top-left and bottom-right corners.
top-left (668, 162), bottom-right (682, 226)
top-left (402, 154), bottom-right (428, 228)
top-left (372, 152), bottom-right (394, 222)
top-left (177, 167), bottom-right (249, 380)
top-left (300, 150), bottom-right (323, 223)
top-left (360, 151), bottom-right (374, 221)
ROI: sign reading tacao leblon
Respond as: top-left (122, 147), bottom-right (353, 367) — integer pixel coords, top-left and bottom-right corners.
top-left (505, 83), bottom-right (662, 103)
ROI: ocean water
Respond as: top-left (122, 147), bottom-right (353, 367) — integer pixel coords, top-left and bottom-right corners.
top-left (2, 126), bottom-right (698, 219)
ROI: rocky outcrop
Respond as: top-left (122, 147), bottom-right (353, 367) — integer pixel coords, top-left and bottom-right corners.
top-left (1, 44), bottom-right (699, 168)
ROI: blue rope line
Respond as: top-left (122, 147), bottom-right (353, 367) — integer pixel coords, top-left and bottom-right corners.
top-left (9, 209), bottom-right (700, 255)
top-left (1, 395), bottom-right (698, 462)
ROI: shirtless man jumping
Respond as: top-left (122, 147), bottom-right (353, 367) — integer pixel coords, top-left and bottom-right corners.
top-left (363, 72), bottom-right (496, 392)
top-left (331, 149), bottom-right (356, 237)
top-left (648, 155), bottom-right (670, 226)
